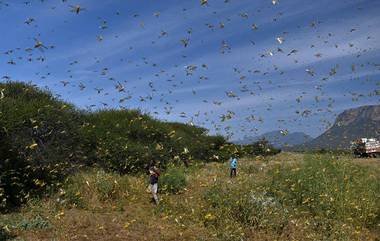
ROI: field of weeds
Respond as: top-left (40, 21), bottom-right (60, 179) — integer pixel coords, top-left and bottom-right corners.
top-left (1, 152), bottom-right (380, 241)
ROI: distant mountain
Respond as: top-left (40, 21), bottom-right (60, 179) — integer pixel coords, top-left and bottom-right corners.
top-left (299, 105), bottom-right (380, 150)
top-left (234, 130), bottom-right (313, 148)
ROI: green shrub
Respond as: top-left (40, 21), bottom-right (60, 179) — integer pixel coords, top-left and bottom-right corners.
top-left (203, 180), bottom-right (288, 240)
top-left (0, 214), bottom-right (50, 240)
top-left (242, 139), bottom-right (281, 157)
top-left (0, 226), bottom-right (13, 241)
top-left (94, 170), bottom-right (129, 201)
top-left (0, 129), bottom-right (20, 210)
top-left (0, 82), bottom-right (86, 211)
top-left (61, 170), bottom-right (129, 208)
top-left (81, 109), bottom-right (231, 173)
top-left (159, 168), bottom-right (187, 194)
top-left (60, 175), bottom-right (87, 209)
top-left (16, 215), bottom-right (51, 231)
top-left (81, 109), bottom-right (163, 173)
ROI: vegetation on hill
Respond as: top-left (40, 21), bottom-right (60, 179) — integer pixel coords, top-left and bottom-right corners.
top-left (0, 82), bottom-right (85, 211)
top-left (80, 109), bottom-right (232, 173)
top-left (0, 82), bottom-right (231, 211)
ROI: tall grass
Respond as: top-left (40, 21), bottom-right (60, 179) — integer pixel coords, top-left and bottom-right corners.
top-left (199, 154), bottom-right (380, 240)
top-left (266, 154), bottom-right (380, 239)
top-left (59, 169), bottom-right (130, 209)
top-left (2, 153), bottom-right (379, 240)
top-left (202, 179), bottom-right (288, 241)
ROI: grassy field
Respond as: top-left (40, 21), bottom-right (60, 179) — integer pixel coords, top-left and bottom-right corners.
top-left (1, 153), bottom-right (380, 241)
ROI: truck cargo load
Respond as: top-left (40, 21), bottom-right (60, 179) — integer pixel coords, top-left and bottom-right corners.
top-left (351, 138), bottom-right (380, 157)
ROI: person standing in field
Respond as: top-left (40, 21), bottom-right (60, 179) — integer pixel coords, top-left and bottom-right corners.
top-left (230, 156), bottom-right (237, 178)
top-left (149, 165), bottom-right (160, 205)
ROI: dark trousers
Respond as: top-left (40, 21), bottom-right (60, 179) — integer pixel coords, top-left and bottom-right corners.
top-left (230, 168), bottom-right (237, 177)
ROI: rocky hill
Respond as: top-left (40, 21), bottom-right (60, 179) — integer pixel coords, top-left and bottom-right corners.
top-left (300, 105), bottom-right (380, 150)
top-left (235, 131), bottom-right (313, 148)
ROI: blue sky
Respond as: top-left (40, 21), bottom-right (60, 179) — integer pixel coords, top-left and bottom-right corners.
top-left (0, 0), bottom-right (379, 141)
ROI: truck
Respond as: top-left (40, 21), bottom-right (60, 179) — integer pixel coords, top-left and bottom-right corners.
top-left (351, 138), bottom-right (380, 158)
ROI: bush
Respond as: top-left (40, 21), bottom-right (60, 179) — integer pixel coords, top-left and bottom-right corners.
top-left (159, 167), bottom-right (187, 194)
top-left (81, 109), bottom-right (168, 173)
top-left (60, 175), bottom-right (87, 209)
top-left (15, 215), bottom-right (51, 231)
top-left (82, 109), bottom-right (232, 174)
top-left (0, 226), bottom-right (13, 241)
top-left (0, 129), bottom-right (20, 210)
top-left (0, 82), bottom-right (86, 211)
top-left (60, 170), bottom-right (129, 208)
top-left (242, 139), bottom-right (281, 157)
top-left (203, 180), bottom-right (288, 240)
top-left (94, 170), bottom-right (129, 201)
top-left (0, 214), bottom-right (50, 241)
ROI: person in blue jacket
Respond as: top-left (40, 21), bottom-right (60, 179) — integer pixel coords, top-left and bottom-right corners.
top-left (230, 156), bottom-right (237, 178)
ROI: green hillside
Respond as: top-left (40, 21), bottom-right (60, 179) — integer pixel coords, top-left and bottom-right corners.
top-left (0, 81), bottom-right (232, 211)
